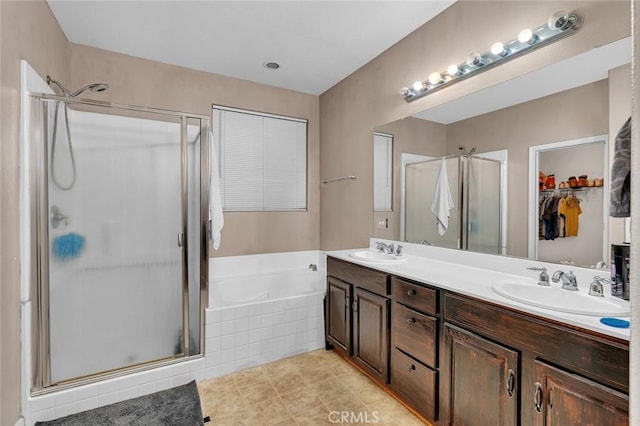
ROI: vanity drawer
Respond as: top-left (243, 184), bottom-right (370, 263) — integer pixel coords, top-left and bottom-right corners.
top-left (391, 348), bottom-right (437, 421)
top-left (392, 277), bottom-right (437, 315)
top-left (392, 303), bottom-right (437, 368)
top-left (328, 257), bottom-right (390, 296)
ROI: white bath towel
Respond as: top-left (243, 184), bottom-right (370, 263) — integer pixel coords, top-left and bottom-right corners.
top-left (430, 159), bottom-right (455, 236)
top-left (209, 132), bottom-right (224, 250)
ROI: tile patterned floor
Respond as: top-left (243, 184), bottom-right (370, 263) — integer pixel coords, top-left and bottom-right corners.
top-left (197, 349), bottom-right (426, 425)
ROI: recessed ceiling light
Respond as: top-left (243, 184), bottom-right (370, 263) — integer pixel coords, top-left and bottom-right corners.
top-left (263, 61), bottom-right (280, 70)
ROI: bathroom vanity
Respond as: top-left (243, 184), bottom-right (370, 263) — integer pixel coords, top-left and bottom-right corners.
top-left (325, 245), bottom-right (629, 425)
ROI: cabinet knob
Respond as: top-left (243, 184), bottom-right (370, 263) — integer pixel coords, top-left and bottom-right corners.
top-left (408, 364), bottom-right (416, 372)
top-left (406, 317), bottom-right (416, 324)
top-left (407, 289), bottom-right (417, 296)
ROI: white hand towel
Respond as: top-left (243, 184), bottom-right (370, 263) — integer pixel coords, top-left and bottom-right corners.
top-left (209, 132), bottom-right (224, 250)
top-left (430, 158), bottom-right (455, 236)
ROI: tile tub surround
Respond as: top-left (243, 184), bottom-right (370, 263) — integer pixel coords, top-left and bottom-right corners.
top-left (205, 293), bottom-right (326, 375)
top-left (197, 349), bottom-right (425, 425)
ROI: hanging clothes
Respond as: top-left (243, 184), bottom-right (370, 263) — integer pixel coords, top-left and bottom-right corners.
top-left (559, 195), bottom-right (582, 237)
top-left (539, 192), bottom-right (582, 240)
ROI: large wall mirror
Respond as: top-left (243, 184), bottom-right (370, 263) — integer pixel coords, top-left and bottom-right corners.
top-left (372, 36), bottom-right (631, 270)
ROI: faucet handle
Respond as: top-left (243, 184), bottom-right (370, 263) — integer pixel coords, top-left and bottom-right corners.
top-left (396, 245), bottom-right (404, 256)
top-left (527, 266), bottom-right (549, 286)
top-left (589, 276), bottom-right (606, 297)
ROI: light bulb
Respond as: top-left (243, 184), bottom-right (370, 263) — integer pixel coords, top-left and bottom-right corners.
top-left (466, 53), bottom-right (483, 67)
top-left (518, 28), bottom-right (534, 43)
top-left (428, 72), bottom-right (443, 85)
top-left (491, 42), bottom-right (507, 56)
top-left (447, 64), bottom-right (459, 76)
top-left (399, 87), bottom-right (411, 97)
top-left (413, 81), bottom-right (425, 91)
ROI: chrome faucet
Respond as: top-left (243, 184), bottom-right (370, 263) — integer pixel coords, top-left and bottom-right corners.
top-left (527, 266), bottom-right (549, 286)
top-left (375, 241), bottom-right (395, 254)
top-left (395, 245), bottom-right (404, 256)
top-left (552, 270), bottom-right (578, 291)
top-left (416, 240), bottom-right (432, 246)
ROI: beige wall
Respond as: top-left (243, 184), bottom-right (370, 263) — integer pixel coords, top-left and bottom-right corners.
top-left (373, 118), bottom-right (446, 240)
top-left (1, 1), bottom-right (70, 423)
top-left (69, 44), bottom-right (320, 257)
top-left (447, 80), bottom-right (609, 257)
top-left (319, 0), bottom-right (630, 250)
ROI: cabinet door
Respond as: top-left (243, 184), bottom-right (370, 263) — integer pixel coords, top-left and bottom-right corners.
top-left (354, 287), bottom-right (389, 384)
top-left (326, 277), bottom-right (352, 355)
top-left (533, 360), bottom-right (628, 426)
top-left (443, 324), bottom-right (518, 426)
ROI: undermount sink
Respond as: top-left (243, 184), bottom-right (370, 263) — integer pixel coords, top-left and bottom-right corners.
top-left (492, 280), bottom-right (630, 316)
top-left (349, 250), bottom-right (407, 264)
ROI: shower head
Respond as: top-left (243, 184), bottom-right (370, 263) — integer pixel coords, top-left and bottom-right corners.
top-left (458, 145), bottom-right (477, 156)
top-left (46, 75), bottom-right (70, 96)
top-left (46, 76), bottom-right (109, 98)
top-left (69, 83), bottom-right (109, 98)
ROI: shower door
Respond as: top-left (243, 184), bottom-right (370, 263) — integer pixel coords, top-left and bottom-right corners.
top-left (404, 155), bottom-right (501, 253)
top-left (31, 96), bottom-right (208, 390)
top-left (405, 156), bottom-right (461, 248)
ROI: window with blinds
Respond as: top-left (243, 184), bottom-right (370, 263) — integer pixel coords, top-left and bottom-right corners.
top-left (373, 132), bottom-right (393, 211)
top-left (212, 106), bottom-right (307, 211)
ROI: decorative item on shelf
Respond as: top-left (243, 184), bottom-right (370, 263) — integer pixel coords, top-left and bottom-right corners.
top-left (578, 174), bottom-right (588, 187)
top-left (539, 171), bottom-right (547, 190)
top-left (568, 176), bottom-right (579, 189)
top-left (594, 178), bottom-right (604, 187)
top-left (587, 179), bottom-right (595, 187)
top-left (545, 174), bottom-right (556, 190)
top-left (399, 10), bottom-right (583, 102)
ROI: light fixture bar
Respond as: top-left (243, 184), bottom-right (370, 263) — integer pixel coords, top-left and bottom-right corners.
top-left (400, 10), bottom-right (583, 103)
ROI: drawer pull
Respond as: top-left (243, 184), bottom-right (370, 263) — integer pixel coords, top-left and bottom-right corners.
top-left (534, 382), bottom-right (543, 413)
top-left (407, 289), bottom-right (417, 296)
top-left (408, 364), bottom-right (416, 372)
top-left (406, 317), bottom-right (416, 324)
top-left (507, 369), bottom-right (515, 397)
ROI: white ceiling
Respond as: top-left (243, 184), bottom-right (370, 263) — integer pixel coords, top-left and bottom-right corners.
top-left (47, 0), bottom-right (456, 95)
top-left (414, 37), bottom-right (632, 124)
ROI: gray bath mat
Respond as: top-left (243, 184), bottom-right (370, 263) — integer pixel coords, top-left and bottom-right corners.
top-left (35, 380), bottom-right (204, 426)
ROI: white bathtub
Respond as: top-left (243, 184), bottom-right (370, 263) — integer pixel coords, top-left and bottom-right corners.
top-left (210, 269), bottom-right (325, 308)
top-left (205, 251), bottom-right (327, 374)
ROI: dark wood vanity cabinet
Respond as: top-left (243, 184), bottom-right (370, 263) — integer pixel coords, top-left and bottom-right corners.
top-left (353, 287), bottom-right (389, 384)
top-left (532, 361), bottom-right (629, 426)
top-left (326, 257), bottom-right (390, 384)
top-left (442, 324), bottom-right (518, 426)
top-left (443, 292), bottom-right (629, 426)
top-left (325, 257), bottom-right (629, 426)
top-left (326, 276), bottom-right (351, 355)
top-left (390, 277), bottom-right (439, 421)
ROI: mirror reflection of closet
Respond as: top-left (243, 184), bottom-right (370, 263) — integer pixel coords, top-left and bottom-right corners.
top-left (528, 136), bottom-right (608, 267)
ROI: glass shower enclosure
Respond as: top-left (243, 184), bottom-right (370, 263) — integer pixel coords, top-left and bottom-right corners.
top-left (29, 94), bottom-right (209, 392)
top-left (405, 155), bottom-right (501, 254)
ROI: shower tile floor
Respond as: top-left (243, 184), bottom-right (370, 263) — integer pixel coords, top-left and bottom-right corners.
top-left (197, 349), bottom-right (426, 425)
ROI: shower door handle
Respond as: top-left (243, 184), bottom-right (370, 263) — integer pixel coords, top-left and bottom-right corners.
top-left (177, 232), bottom-right (185, 247)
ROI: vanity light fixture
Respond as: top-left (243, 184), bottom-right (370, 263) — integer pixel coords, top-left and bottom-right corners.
top-left (400, 10), bottom-right (583, 102)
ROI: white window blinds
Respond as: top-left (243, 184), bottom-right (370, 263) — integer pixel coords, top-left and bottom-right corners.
top-left (373, 132), bottom-right (393, 211)
top-left (212, 107), bottom-right (307, 211)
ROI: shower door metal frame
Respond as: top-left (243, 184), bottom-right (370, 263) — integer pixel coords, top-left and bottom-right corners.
top-left (402, 153), bottom-right (502, 251)
top-left (29, 93), bottom-right (210, 395)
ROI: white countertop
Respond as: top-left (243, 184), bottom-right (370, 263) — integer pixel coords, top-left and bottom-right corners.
top-left (325, 240), bottom-right (630, 341)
